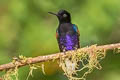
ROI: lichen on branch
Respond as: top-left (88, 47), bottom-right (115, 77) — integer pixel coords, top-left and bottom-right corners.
top-left (0, 43), bottom-right (120, 80)
top-left (59, 45), bottom-right (106, 80)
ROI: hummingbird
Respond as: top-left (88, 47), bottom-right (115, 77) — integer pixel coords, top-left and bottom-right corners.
top-left (48, 10), bottom-right (80, 75)
top-left (48, 10), bottom-right (80, 51)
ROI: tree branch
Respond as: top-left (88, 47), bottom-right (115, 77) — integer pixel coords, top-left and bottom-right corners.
top-left (0, 43), bottom-right (120, 71)
top-left (0, 77), bottom-right (2, 80)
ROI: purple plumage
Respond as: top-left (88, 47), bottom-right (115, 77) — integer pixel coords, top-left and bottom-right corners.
top-left (57, 23), bottom-right (80, 52)
top-left (59, 34), bottom-right (79, 51)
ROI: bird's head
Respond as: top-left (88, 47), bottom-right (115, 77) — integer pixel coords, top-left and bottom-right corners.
top-left (48, 10), bottom-right (71, 23)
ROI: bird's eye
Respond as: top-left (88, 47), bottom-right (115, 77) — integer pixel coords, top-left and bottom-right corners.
top-left (63, 14), bottom-right (67, 17)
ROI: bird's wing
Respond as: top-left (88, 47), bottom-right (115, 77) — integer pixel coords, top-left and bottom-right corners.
top-left (56, 28), bottom-right (59, 39)
top-left (73, 24), bottom-right (80, 36)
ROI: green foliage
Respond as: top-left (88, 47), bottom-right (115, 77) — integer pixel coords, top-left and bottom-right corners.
top-left (0, 0), bottom-right (120, 80)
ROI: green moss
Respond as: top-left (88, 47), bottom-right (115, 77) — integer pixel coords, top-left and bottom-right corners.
top-left (1, 45), bottom-right (120, 80)
top-left (2, 67), bottom-right (18, 80)
top-left (59, 45), bottom-right (106, 80)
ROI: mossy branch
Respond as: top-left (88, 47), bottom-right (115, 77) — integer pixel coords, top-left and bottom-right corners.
top-left (0, 43), bottom-right (120, 72)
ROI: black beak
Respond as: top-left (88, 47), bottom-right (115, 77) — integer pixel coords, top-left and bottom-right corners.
top-left (48, 12), bottom-right (58, 16)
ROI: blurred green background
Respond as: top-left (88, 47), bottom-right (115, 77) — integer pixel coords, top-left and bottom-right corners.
top-left (0, 0), bottom-right (120, 80)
